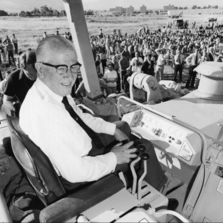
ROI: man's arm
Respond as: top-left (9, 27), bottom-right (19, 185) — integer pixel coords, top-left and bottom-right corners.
top-left (70, 97), bottom-right (129, 141)
top-left (21, 105), bottom-right (135, 183)
top-left (2, 95), bottom-right (15, 116)
top-left (185, 54), bottom-right (192, 65)
top-left (155, 48), bottom-right (164, 55)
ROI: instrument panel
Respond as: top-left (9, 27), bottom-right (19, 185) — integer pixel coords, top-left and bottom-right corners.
top-left (122, 109), bottom-right (202, 167)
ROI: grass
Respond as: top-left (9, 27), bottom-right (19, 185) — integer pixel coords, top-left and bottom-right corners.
top-left (0, 14), bottom-right (223, 51)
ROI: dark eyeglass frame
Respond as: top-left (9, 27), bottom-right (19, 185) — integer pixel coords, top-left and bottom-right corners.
top-left (39, 61), bottom-right (82, 75)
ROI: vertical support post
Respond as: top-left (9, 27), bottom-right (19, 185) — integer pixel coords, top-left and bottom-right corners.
top-left (63, 0), bottom-right (102, 100)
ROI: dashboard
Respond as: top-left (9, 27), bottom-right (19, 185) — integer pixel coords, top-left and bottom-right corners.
top-left (122, 109), bottom-right (202, 167)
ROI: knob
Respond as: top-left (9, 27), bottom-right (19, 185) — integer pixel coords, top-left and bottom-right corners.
top-left (159, 152), bottom-right (166, 159)
top-left (140, 153), bottom-right (150, 161)
top-left (137, 144), bottom-right (146, 153)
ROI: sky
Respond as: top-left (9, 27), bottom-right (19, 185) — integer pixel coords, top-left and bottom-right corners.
top-left (1, 0), bottom-right (223, 12)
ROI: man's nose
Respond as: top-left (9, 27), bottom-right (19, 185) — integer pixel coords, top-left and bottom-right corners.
top-left (64, 69), bottom-right (74, 80)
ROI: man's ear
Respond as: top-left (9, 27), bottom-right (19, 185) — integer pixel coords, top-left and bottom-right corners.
top-left (35, 63), bottom-right (44, 78)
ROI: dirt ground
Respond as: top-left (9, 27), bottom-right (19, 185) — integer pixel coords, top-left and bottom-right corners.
top-left (0, 13), bottom-right (223, 51)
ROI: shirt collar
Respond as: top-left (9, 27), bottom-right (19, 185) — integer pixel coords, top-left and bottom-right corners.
top-left (35, 78), bottom-right (63, 103)
top-left (19, 69), bottom-right (25, 80)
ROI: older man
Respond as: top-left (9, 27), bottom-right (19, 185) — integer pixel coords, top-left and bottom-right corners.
top-left (19, 36), bottom-right (171, 195)
top-left (19, 36), bottom-right (137, 189)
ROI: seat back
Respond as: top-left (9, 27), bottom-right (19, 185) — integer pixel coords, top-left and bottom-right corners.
top-left (7, 116), bottom-right (66, 206)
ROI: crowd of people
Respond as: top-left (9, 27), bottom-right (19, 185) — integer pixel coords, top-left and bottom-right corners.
top-left (90, 24), bottom-right (223, 94)
top-left (1, 23), bottom-right (223, 97)
top-left (0, 34), bottom-right (18, 67)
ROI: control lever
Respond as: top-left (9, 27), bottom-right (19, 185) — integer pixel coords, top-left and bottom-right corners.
top-left (138, 153), bottom-right (150, 200)
top-left (130, 143), bottom-right (146, 195)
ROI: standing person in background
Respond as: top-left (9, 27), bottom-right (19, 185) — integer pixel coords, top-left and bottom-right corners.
top-left (185, 47), bottom-right (201, 89)
top-left (103, 62), bottom-right (118, 94)
top-left (0, 38), bottom-right (6, 63)
top-left (154, 48), bottom-right (167, 82)
top-left (99, 29), bottom-right (104, 39)
top-left (112, 53), bottom-right (121, 92)
top-left (11, 34), bottom-right (18, 55)
top-left (4, 40), bottom-right (15, 66)
top-left (42, 32), bottom-right (47, 39)
top-left (95, 55), bottom-right (102, 77)
top-left (173, 48), bottom-right (184, 83)
top-left (122, 45), bottom-right (131, 61)
top-left (119, 53), bottom-right (130, 93)
top-left (130, 52), bottom-right (143, 73)
top-left (99, 49), bottom-right (107, 74)
top-left (200, 47), bottom-right (207, 63)
top-left (3, 35), bottom-right (11, 45)
top-left (141, 54), bottom-right (155, 76)
top-left (206, 47), bottom-right (215, 61)
top-left (15, 50), bottom-right (24, 68)
top-left (56, 30), bottom-right (60, 36)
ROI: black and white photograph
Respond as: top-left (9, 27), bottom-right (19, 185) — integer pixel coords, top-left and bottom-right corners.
top-left (0, 0), bottom-right (223, 222)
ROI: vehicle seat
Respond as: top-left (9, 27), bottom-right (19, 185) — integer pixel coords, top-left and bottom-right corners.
top-left (7, 115), bottom-right (126, 222)
top-left (7, 115), bottom-right (66, 206)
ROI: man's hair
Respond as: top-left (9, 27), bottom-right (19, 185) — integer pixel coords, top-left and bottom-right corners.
top-left (36, 36), bottom-right (75, 62)
top-left (20, 50), bottom-right (36, 68)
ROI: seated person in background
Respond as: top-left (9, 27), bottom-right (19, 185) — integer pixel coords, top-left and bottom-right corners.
top-left (2, 50), bottom-right (37, 116)
top-left (103, 62), bottom-right (118, 94)
top-left (20, 36), bottom-right (170, 195)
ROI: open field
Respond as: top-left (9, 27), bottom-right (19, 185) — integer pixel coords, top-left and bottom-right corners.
top-left (1, 13), bottom-right (223, 51)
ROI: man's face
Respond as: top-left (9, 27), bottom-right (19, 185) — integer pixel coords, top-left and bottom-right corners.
top-left (108, 65), bottom-right (113, 71)
top-left (40, 48), bottom-right (78, 97)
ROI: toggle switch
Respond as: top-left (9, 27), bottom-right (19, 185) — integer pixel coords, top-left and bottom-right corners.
top-left (176, 139), bottom-right (182, 145)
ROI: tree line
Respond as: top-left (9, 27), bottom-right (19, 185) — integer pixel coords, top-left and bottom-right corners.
top-left (0, 6), bottom-right (95, 17)
top-left (173, 5), bottom-right (218, 10)
top-left (191, 5), bottom-right (218, 9)
top-left (19, 5), bottom-right (66, 17)
top-left (0, 6), bottom-right (66, 17)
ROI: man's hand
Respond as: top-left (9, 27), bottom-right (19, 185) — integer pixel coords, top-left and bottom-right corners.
top-left (111, 141), bottom-right (137, 165)
top-left (2, 101), bottom-right (15, 116)
top-left (114, 128), bottom-right (129, 142)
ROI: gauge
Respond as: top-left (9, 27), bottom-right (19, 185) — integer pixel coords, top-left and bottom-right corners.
top-left (175, 129), bottom-right (182, 137)
top-left (168, 126), bottom-right (175, 133)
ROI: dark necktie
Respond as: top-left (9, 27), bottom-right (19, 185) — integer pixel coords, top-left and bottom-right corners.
top-left (62, 96), bottom-right (103, 149)
top-left (178, 55), bottom-right (181, 64)
top-left (195, 54), bottom-right (198, 66)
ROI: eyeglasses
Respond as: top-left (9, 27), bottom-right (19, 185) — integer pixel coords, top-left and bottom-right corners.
top-left (39, 61), bottom-right (82, 75)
